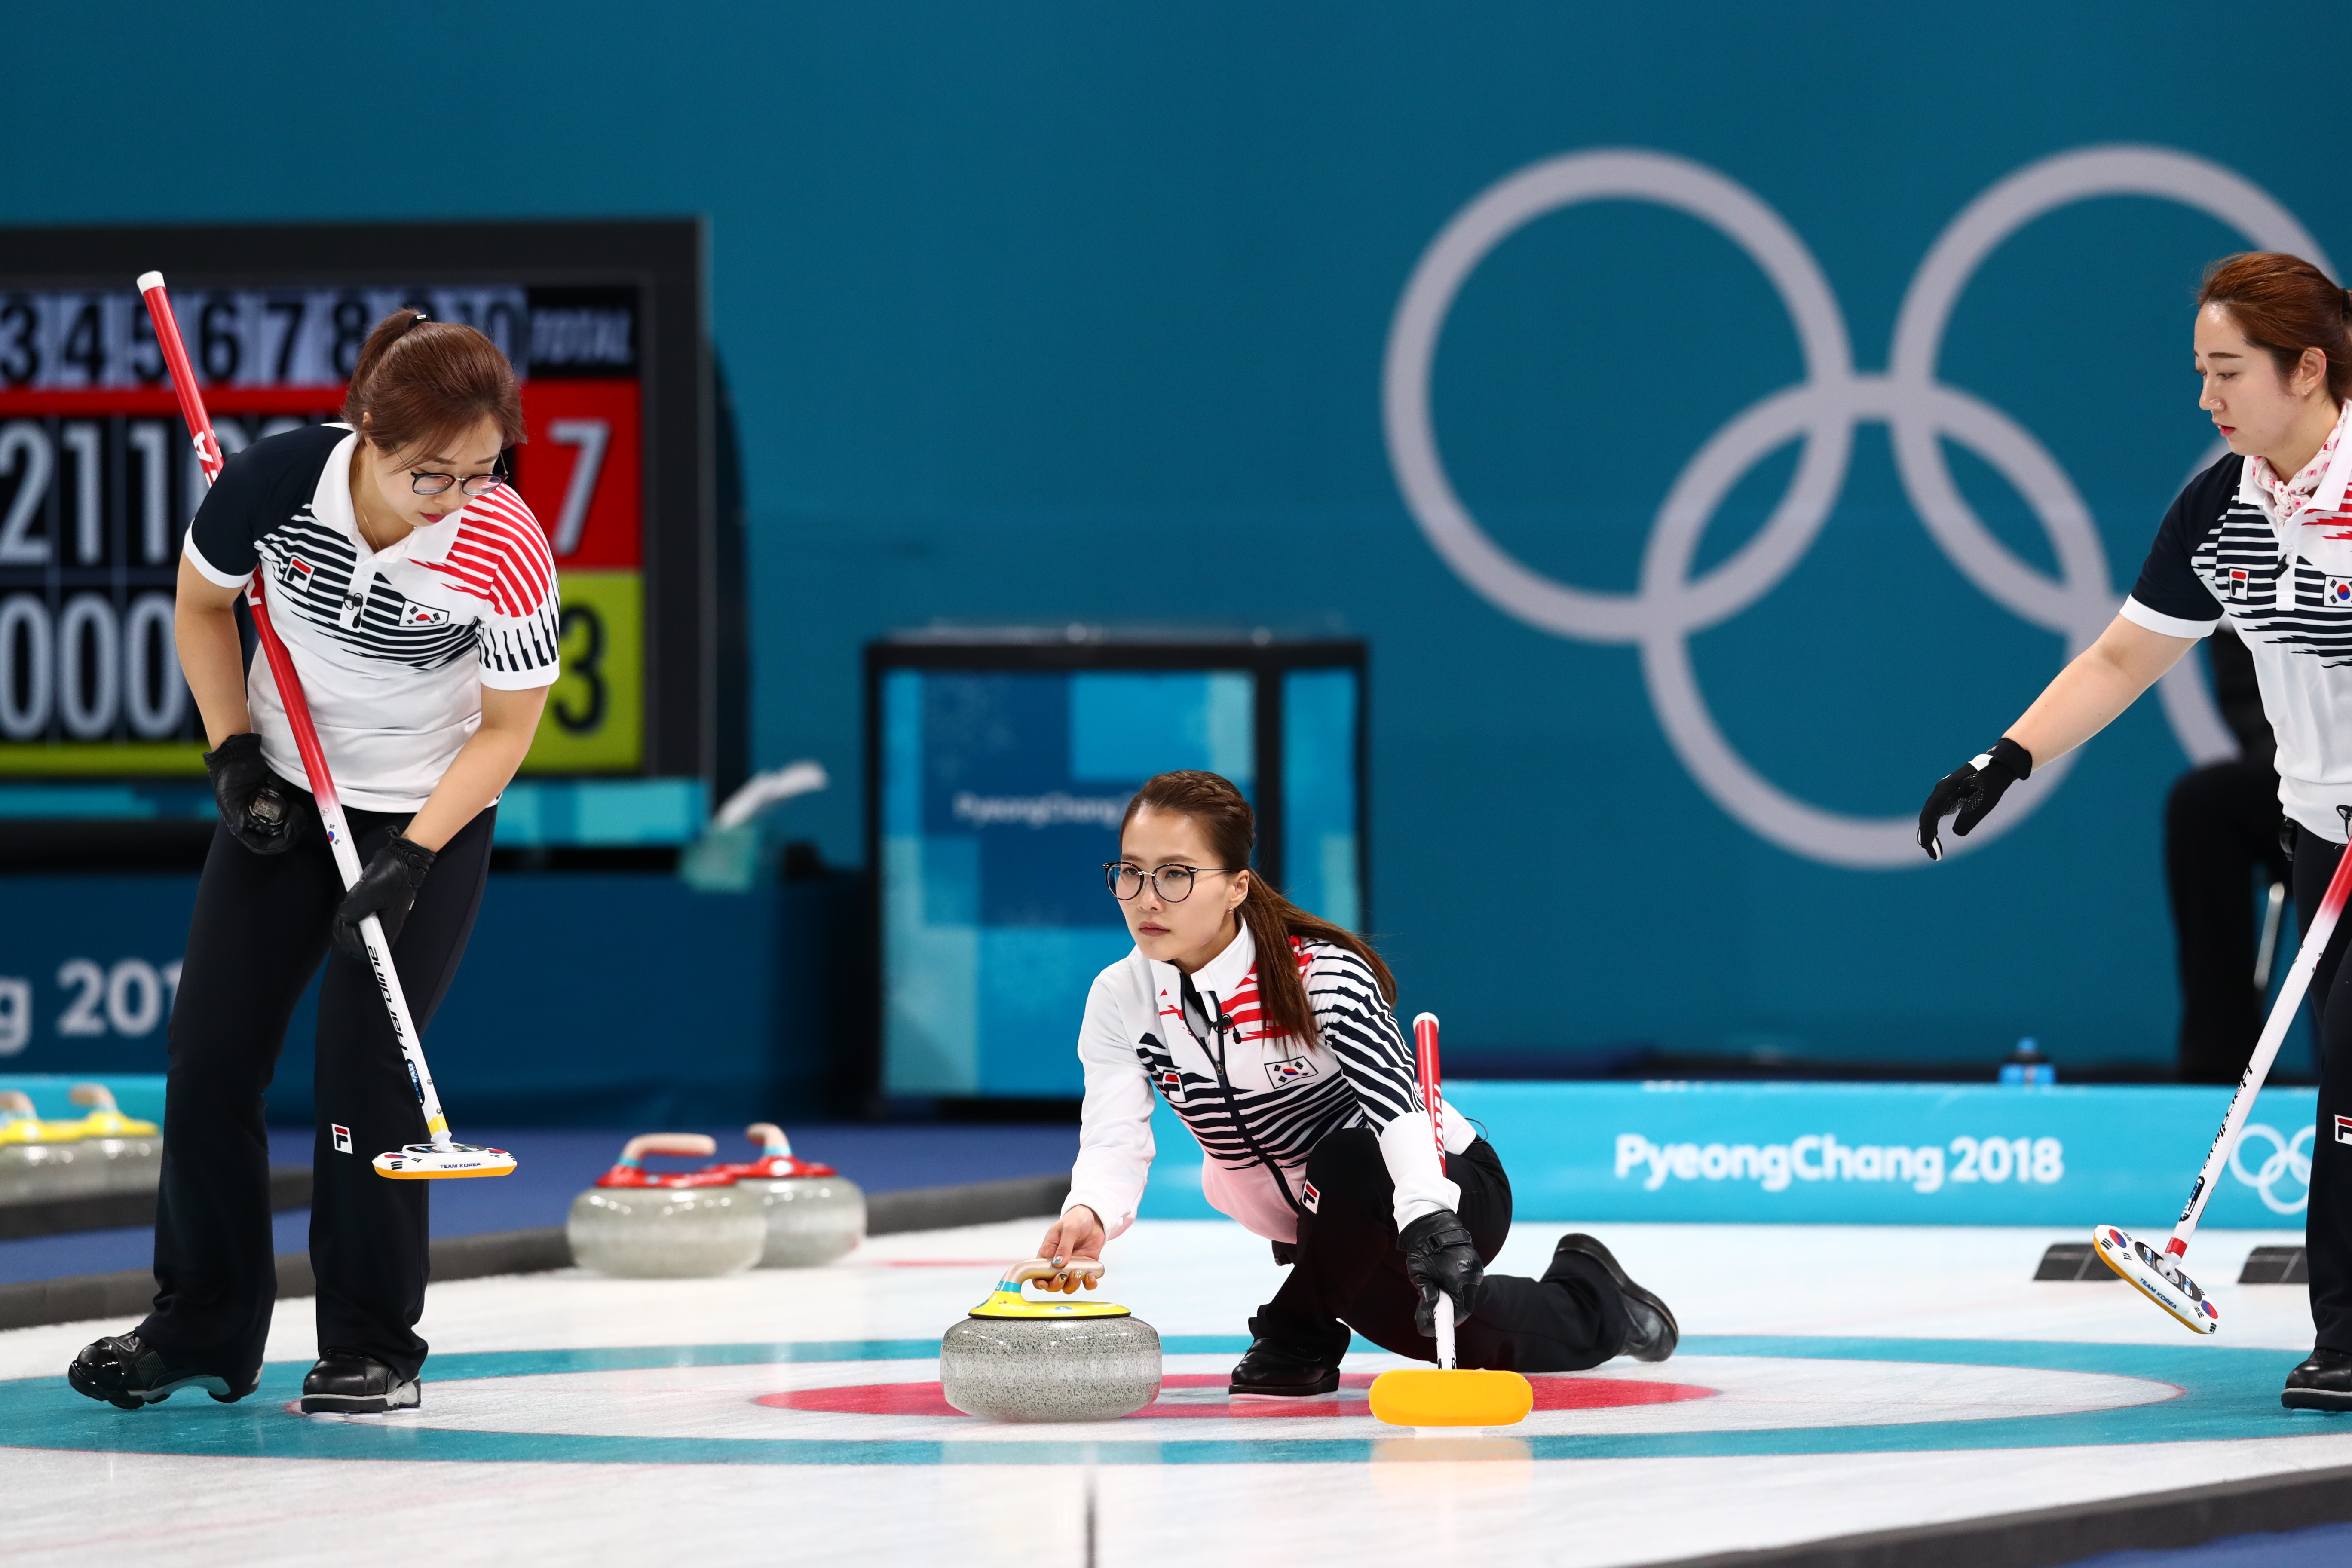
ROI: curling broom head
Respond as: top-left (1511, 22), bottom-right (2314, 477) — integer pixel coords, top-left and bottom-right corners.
top-left (2092, 1224), bottom-right (2218, 1335)
top-left (373, 1142), bottom-right (518, 1180)
top-left (1367, 1366), bottom-right (1533, 1427)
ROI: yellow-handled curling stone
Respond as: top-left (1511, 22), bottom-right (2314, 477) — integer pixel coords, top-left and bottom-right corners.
top-left (1369, 1014), bottom-right (1534, 1429)
top-left (939, 1260), bottom-right (1163, 1422)
top-left (0, 1089), bottom-right (103, 1204)
top-left (65, 1083), bottom-right (161, 1196)
top-left (565, 1134), bottom-right (767, 1279)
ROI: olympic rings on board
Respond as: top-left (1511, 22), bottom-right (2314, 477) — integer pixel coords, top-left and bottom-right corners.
top-left (1384, 146), bottom-right (2331, 867)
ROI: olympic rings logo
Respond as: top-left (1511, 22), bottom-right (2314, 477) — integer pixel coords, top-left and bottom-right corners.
top-left (1384, 147), bottom-right (2332, 868)
top-left (2230, 1121), bottom-right (2314, 1215)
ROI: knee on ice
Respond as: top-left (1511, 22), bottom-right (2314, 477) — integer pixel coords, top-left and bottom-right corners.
top-left (1614, 1133), bottom-right (1943, 1194)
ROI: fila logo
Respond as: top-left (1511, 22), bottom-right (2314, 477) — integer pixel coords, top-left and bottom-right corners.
top-left (2328, 578), bottom-right (2352, 608)
top-left (280, 555), bottom-right (315, 591)
top-left (2336, 1115), bottom-right (2352, 1145)
top-left (2223, 567), bottom-right (2251, 600)
top-left (398, 602), bottom-right (453, 628)
top-left (1265, 1056), bottom-right (1318, 1089)
top-left (332, 1124), bottom-right (353, 1155)
top-left (1300, 1179), bottom-right (1320, 1213)
top-left (1157, 1068), bottom-right (1184, 1103)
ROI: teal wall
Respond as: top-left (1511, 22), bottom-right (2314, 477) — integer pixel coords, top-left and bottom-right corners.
top-left (5, 3), bottom-right (2338, 1068)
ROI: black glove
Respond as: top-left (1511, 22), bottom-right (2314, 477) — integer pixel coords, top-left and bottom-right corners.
top-left (1916, 736), bottom-right (2032, 861)
top-left (203, 732), bottom-right (303, 855)
top-left (333, 835), bottom-right (437, 960)
top-left (1398, 1208), bottom-right (1484, 1335)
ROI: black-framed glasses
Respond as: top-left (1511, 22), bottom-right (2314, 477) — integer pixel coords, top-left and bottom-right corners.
top-left (408, 458), bottom-right (510, 499)
top-left (1104, 862), bottom-right (1240, 902)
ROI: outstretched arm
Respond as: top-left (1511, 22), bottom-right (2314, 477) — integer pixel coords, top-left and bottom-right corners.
top-left (2005, 614), bottom-right (2202, 766)
top-left (1918, 613), bottom-right (2202, 860)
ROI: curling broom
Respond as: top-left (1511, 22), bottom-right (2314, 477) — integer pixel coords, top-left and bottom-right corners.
top-left (2093, 807), bottom-right (2352, 1331)
top-left (1367, 1013), bottom-right (1533, 1427)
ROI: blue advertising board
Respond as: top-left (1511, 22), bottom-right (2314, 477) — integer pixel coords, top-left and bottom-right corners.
top-left (1140, 1081), bottom-right (2320, 1230)
top-left (876, 647), bottom-right (1365, 1097)
top-left (0, 871), bottom-right (837, 1127)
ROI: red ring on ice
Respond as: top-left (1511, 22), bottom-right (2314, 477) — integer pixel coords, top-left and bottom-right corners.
top-left (758, 1372), bottom-right (1718, 1419)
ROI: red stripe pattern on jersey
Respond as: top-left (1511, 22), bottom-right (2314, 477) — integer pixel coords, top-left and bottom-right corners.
top-left (419, 487), bottom-right (557, 618)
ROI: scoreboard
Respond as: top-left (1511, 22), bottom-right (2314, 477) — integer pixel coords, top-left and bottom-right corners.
top-left (0, 220), bottom-right (732, 788)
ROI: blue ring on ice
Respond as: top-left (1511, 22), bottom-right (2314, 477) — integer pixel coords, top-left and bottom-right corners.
top-left (0, 1334), bottom-right (2335, 1465)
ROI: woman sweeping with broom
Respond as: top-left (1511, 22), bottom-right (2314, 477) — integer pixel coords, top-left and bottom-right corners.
top-left (1917, 252), bottom-right (2352, 1410)
top-left (1032, 769), bottom-right (1678, 1395)
top-left (68, 308), bottom-right (559, 1417)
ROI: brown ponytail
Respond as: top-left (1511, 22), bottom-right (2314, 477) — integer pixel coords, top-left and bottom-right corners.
top-left (1122, 769), bottom-right (1393, 1045)
top-left (2197, 253), bottom-right (2352, 403)
top-left (341, 309), bottom-right (525, 459)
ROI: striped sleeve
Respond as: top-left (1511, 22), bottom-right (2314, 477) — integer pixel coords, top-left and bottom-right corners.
top-left (1306, 942), bottom-right (1461, 1228)
top-left (452, 489), bottom-right (564, 690)
top-left (1305, 944), bottom-right (1421, 1129)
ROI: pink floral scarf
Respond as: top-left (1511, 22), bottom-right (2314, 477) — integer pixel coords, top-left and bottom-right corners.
top-left (2249, 401), bottom-right (2352, 529)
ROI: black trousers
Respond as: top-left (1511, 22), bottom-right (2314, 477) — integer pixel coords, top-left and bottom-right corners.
top-left (1251, 1128), bottom-right (1631, 1372)
top-left (2167, 760), bottom-right (2288, 1084)
top-left (139, 804), bottom-right (495, 1382)
top-left (2290, 827), bottom-right (2352, 1352)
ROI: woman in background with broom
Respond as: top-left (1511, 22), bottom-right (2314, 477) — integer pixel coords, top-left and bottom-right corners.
top-left (1918, 252), bottom-right (2352, 1410)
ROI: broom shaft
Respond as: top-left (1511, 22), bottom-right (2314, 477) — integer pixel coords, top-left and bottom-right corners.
top-left (2171, 830), bottom-right (2352, 1251)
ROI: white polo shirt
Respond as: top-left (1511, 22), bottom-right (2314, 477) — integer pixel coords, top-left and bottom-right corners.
top-left (183, 423), bottom-right (560, 813)
top-left (2122, 417), bottom-right (2352, 842)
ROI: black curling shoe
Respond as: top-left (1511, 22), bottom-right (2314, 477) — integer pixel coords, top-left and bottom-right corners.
top-left (2282, 1348), bottom-right (2352, 1411)
top-left (67, 1332), bottom-right (257, 1410)
top-left (1550, 1234), bottom-right (1680, 1363)
top-left (1229, 1336), bottom-right (1343, 1398)
top-left (300, 1351), bottom-right (421, 1415)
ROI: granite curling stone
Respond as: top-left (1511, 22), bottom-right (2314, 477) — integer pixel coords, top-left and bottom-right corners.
top-left (566, 1134), bottom-right (767, 1279)
top-left (703, 1123), bottom-right (866, 1268)
top-left (0, 1090), bottom-right (103, 1204)
top-left (939, 1261), bottom-right (1162, 1423)
top-left (64, 1083), bottom-right (161, 1196)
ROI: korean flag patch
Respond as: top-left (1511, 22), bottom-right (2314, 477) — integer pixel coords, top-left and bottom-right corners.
top-left (2328, 577), bottom-right (2352, 608)
top-left (398, 601), bottom-right (453, 628)
top-left (1265, 1056), bottom-right (1318, 1089)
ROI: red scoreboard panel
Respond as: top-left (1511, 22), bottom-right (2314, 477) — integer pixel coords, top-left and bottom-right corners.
top-left (0, 221), bottom-right (730, 787)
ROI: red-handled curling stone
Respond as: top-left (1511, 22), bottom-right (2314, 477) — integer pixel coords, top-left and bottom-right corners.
top-left (566, 1133), bottom-right (766, 1278)
top-left (699, 1123), bottom-right (866, 1267)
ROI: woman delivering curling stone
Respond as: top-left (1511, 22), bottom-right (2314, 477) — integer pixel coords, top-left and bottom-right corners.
top-left (1033, 770), bottom-right (1678, 1394)
top-left (67, 310), bottom-right (559, 1416)
top-left (1917, 252), bottom-right (2352, 1410)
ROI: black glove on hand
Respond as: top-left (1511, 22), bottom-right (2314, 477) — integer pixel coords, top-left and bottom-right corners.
top-left (203, 732), bottom-right (302, 855)
top-left (333, 835), bottom-right (437, 961)
top-left (1916, 736), bottom-right (2033, 862)
top-left (1399, 1208), bottom-right (1485, 1336)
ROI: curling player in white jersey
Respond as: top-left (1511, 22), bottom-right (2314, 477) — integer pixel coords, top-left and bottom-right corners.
top-left (1030, 770), bottom-right (1678, 1393)
top-left (1917, 252), bottom-right (2352, 1410)
top-left (68, 311), bottom-right (560, 1416)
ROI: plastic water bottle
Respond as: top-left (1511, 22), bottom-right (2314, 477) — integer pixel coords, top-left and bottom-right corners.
top-left (1999, 1038), bottom-right (2055, 1087)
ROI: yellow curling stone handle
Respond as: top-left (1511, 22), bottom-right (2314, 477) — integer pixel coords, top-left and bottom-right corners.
top-left (968, 1259), bottom-right (1132, 1320)
top-left (70, 1083), bottom-right (159, 1138)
